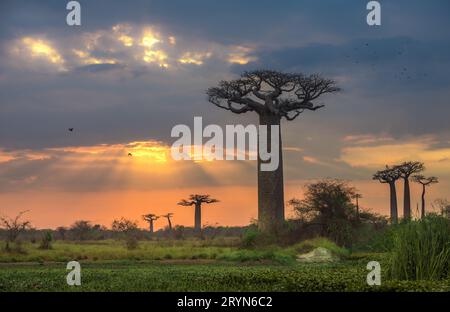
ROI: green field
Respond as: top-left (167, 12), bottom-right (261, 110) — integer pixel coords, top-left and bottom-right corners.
top-left (0, 239), bottom-right (448, 292)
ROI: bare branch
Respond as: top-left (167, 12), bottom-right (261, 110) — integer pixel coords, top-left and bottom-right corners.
top-left (207, 70), bottom-right (339, 120)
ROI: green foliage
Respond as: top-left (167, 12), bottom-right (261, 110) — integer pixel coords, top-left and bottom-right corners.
top-left (38, 231), bottom-right (53, 250)
top-left (173, 225), bottom-right (185, 240)
top-left (289, 179), bottom-right (387, 248)
top-left (0, 261), bottom-right (448, 292)
top-left (388, 215), bottom-right (450, 281)
top-left (352, 224), bottom-right (397, 252)
top-left (0, 240), bottom-right (233, 262)
top-left (241, 226), bottom-right (276, 248)
top-left (125, 236), bottom-right (139, 250)
top-left (218, 247), bottom-right (293, 264)
top-left (2, 240), bottom-right (27, 254)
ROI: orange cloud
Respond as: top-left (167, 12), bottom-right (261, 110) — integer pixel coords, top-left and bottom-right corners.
top-left (339, 136), bottom-right (450, 173)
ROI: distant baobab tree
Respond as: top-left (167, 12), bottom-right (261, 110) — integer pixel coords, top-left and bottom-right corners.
top-left (207, 70), bottom-right (339, 232)
top-left (397, 161), bottom-right (425, 220)
top-left (373, 166), bottom-right (401, 223)
top-left (161, 213), bottom-right (174, 231)
top-left (142, 214), bottom-right (159, 234)
top-left (178, 194), bottom-right (219, 232)
top-left (413, 175), bottom-right (438, 219)
top-left (352, 193), bottom-right (363, 220)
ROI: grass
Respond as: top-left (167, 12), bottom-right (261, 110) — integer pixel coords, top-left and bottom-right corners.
top-left (0, 237), bottom-right (345, 265)
top-left (0, 239), bottom-right (236, 263)
top-left (0, 234), bottom-right (449, 292)
top-left (388, 215), bottom-right (450, 280)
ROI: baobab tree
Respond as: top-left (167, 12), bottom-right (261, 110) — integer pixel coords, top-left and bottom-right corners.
top-left (373, 166), bottom-right (401, 223)
top-left (142, 214), bottom-right (159, 234)
top-left (177, 194), bottom-right (219, 232)
top-left (412, 175), bottom-right (438, 219)
top-left (207, 70), bottom-right (339, 232)
top-left (397, 161), bottom-right (424, 220)
top-left (352, 193), bottom-right (363, 220)
top-left (161, 213), bottom-right (174, 231)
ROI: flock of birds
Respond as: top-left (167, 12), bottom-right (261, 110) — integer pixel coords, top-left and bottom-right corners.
top-left (343, 41), bottom-right (428, 81)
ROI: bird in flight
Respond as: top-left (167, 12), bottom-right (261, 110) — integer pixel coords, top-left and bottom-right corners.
top-left (68, 128), bottom-right (74, 132)
top-left (128, 153), bottom-right (133, 156)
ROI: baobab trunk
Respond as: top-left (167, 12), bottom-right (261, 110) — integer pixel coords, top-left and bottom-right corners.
top-left (403, 178), bottom-right (411, 220)
top-left (421, 185), bottom-right (426, 219)
top-left (389, 182), bottom-right (398, 224)
top-left (168, 219), bottom-right (172, 230)
top-left (257, 113), bottom-right (284, 232)
top-left (194, 203), bottom-right (201, 232)
top-left (356, 197), bottom-right (360, 221)
top-left (150, 221), bottom-right (154, 234)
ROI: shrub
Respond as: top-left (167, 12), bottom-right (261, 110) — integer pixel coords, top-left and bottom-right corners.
top-left (125, 236), bottom-right (139, 250)
top-left (388, 215), bottom-right (449, 280)
top-left (39, 231), bottom-right (53, 250)
top-left (3, 240), bottom-right (27, 254)
top-left (241, 226), bottom-right (276, 248)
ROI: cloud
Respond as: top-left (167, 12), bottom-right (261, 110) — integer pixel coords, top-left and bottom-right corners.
top-left (339, 136), bottom-right (450, 173)
top-left (0, 140), bottom-right (258, 192)
top-left (342, 134), bottom-right (394, 145)
top-left (4, 23), bottom-right (257, 74)
top-left (9, 36), bottom-right (66, 71)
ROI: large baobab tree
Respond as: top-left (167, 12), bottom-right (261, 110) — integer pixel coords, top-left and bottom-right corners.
top-left (161, 213), bottom-right (174, 231)
top-left (397, 161), bottom-right (424, 220)
top-left (373, 166), bottom-right (401, 223)
top-left (413, 175), bottom-right (438, 219)
top-left (177, 194), bottom-right (219, 232)
top-left (142, 214), bottom-right (159, 234)
top-left (207, 70), bottom-right (339, 232)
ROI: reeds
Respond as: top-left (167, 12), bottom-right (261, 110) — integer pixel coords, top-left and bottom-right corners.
top-left (389, 215), bottom-right (449, 280)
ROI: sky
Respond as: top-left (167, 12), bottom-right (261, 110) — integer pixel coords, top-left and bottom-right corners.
top-left (0, 0), bottom-right (449, 229)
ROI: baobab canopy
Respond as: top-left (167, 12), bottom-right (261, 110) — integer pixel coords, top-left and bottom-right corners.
top-left (208, 70), bottom-right (340, 232)
top-left (207, 70), bottom-right (340, 120)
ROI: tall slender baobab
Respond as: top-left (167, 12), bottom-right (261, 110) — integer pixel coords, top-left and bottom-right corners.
top-left (373, 166), bottom-right (401, 223)
top-left (142, 214), bottom-right (159, 234)
top-left (352, 193), bottom-right (363, 220)
top-left (161, 213), bottom-right (174, 231)
top-left (412, 175), bottom-right (438, 219)
top-left (177, 194), bottom-right (219, 232)
top-left (397, 161), bottom-right (424, 220)
top-left (207, 70), bottom-right (339, 232)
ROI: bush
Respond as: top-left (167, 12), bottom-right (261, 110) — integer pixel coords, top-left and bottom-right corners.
top-left (39, 231), bottom-right (53, 250)
top-left (241, 226), bottom-right (276, 248)
top-left (388, 215), bottom-right (450, 281)
top-left (125, 236), bottom-right (139, 250)
top-left (3, 240), bottom-right (27, 254)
